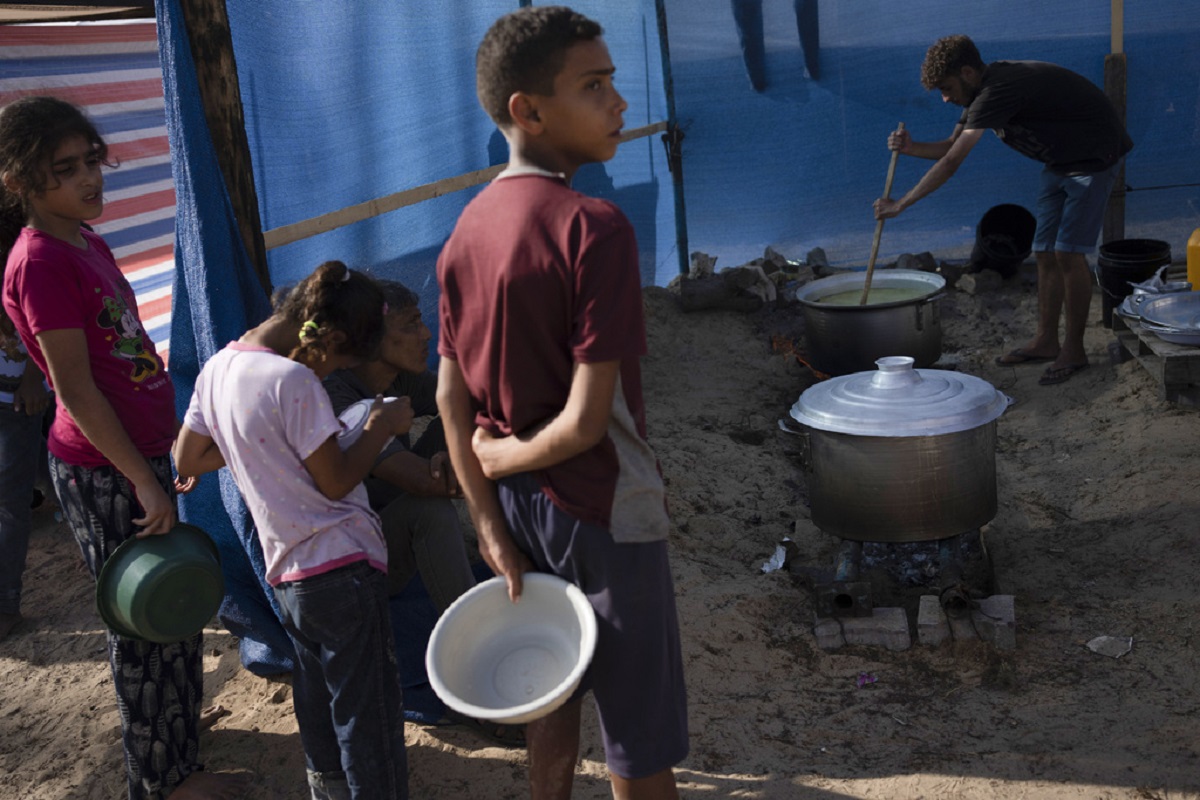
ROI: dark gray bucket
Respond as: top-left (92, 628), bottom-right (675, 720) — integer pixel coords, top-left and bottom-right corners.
top-left (1097, 239), bottom-right (1172, 328)
top-left (970, 204), bottom-right (1036, 278)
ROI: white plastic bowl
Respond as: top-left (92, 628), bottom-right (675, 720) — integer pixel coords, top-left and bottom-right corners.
top-left (426, 573), bottom-right (598, 725)
top-left (336, 397), bottom-right (397, 450)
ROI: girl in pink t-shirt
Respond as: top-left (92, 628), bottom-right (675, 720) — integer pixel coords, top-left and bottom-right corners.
top-left (175, 260), bottom-right (414, 799)
top-left (0, 95), bottom-right (246, 799)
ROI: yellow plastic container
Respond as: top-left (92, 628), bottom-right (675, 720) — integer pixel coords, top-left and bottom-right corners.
top-left (1189, 228), bottom-right (1200, 291)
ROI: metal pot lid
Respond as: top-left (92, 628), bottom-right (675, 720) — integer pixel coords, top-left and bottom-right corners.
top-left (789, 356), bottom-right (1010, 437)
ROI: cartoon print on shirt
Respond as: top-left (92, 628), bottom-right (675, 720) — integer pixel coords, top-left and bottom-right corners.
top-left (96, 294), bottom-right (159, 382)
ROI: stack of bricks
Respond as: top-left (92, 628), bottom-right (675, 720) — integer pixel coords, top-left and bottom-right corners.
top-left (813, 595), bottom-right (1015, 651)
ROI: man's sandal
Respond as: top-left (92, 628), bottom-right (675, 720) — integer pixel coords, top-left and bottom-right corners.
top-left (1038, 362), bottom-right (1090, 385)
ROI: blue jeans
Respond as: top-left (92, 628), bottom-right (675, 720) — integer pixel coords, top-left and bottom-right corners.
top-left (1033, 161), bottom-right (1122, 255)
top-left (0, 402), bottom-right (46, 615)
top-left (274, 561), bottom-right (409, 800)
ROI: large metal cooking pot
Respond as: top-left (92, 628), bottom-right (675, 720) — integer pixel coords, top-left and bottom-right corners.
top-left (783, 356), bottom-right (1010, 542)
top-left (796, 270), bottom-right (944, 376)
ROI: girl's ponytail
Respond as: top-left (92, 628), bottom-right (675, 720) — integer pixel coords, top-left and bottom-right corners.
top-left (281, 260), bottom-right (386, 369)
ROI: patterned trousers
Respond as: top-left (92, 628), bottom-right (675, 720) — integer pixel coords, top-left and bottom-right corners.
top-left (50, 453), bottom-right (204, 800)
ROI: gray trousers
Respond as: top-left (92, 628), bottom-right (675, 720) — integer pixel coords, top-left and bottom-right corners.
top-left (375, 492), bottom-right (475, 611)
top-left (366, 419), bottom-right (475, 610)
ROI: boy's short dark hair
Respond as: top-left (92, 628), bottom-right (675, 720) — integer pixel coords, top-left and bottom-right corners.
top-left (921, 34), bottom-right (985, 90)
top-left (475, 5), bottom-right (603, 127)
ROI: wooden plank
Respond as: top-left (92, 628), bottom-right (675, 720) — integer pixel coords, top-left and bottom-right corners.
top-left (263, 164), bottom-right (504, 251)
top-left (263, 121), bottom-right (669, 251)
top-left (1113, 315), bottom-right (1200, 405)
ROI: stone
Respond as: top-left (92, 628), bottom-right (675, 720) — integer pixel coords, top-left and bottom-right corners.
top-left (973, 594), bottom-right (1016, 650)
top-left (917, 595), bottom-right (951, 646)
top-left (763, 246), bottom-right (791, 272)
top-left (689, 251), bottom-right (718, 278)
top-left (896, 252), bottom-right (938, 273)
top-left (721, 265), bottom-right (777, 304)
top-left (956, 269), bottom-right (1003, 295)
top-left (813, 616), bottom-right (846, 651)
top-left (937, 260), bottom-right (968, 288)
top-left (790, 263), bottom-right (815, 286)
top-left (916, 594), bottom-right (1017, 650)
top-left (813, 607), bottom-right (911, 652)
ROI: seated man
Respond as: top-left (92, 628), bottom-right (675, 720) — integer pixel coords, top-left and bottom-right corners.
top-left (323, 280), bottom-right (475, 610)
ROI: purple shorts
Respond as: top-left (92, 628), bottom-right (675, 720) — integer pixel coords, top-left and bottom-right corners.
top-left (496, 472), bottom-right (689, 779)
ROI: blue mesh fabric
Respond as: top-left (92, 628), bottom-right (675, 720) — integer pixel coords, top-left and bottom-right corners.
top-left (157, 0), bottom-right (290, 675)
top-left (665, 0), bottom-right (1200, 265)
top-left (155, 0), bottom-right (1200, 675)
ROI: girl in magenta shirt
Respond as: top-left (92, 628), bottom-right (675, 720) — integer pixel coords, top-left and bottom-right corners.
top-left (1, 95), bottom-right (246, 799)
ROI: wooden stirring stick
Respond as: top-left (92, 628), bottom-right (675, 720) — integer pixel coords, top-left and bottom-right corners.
top-left (860, 122), bottom-right (905, 306)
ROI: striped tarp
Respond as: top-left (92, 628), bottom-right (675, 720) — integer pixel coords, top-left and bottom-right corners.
top-left (0, 19), bottom-right (174, 359)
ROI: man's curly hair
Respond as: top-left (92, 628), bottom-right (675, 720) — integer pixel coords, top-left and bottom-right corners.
top-left (920, 35), bottom-right (985, 90)
top-left (475, 6), bottom-right (602, 127)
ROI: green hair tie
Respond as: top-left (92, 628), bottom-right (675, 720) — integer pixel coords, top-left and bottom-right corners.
top-left (299, 320), bottom-right (320, 342)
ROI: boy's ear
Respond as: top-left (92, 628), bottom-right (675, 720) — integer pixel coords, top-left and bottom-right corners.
top-left (508, 92), bottom-right (544, 135)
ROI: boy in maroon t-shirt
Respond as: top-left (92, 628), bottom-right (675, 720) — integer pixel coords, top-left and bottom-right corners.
top-left (436, 6), bottom-right (688, 799)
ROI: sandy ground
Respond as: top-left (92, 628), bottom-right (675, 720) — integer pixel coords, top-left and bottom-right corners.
top-left (2, 266), bottom-right (1199, 799)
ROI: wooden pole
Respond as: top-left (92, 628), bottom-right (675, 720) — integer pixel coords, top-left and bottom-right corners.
top-left (860, 122), bottom-right (903, 305)
top-left (1110, 0), bottom-right (1123, 55)
top-left (177, 0), bottom-right (270, 295)
top-left (1103, 0), bottom-right (1126, 244)
top-left (262, 121), bottom-right (669, 251)
top-left (655, 0), bottom-right (691, 277)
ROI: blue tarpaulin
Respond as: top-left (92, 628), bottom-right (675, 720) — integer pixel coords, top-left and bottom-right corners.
top-left (155, 0), bottom-right (1200, 677)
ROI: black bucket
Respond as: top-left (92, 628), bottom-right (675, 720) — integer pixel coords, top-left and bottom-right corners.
top-left (1096, 239), bottom-right (1172, 328)
top-left (970, 204), bottom-right (1036, 278)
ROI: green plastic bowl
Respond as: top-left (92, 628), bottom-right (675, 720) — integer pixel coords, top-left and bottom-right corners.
top-left (95, 522), bottom-right (224, 643)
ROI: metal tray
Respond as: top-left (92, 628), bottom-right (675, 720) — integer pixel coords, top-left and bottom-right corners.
top-left (1117, 292), bottom-right (1155, 321)
top-left (1139, 320), bottom-right (1200, 347)
top-left (1139, 292), bottom-right (1200, 332)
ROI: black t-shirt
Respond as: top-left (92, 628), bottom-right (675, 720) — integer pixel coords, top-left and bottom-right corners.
top-left (962, 60), bottom-right (1133, 174)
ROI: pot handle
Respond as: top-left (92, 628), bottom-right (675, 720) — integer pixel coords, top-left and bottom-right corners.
top-left (914, 291), bottom-right (944, 331)
top-left (776, 418), bottom-right (812, 471)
